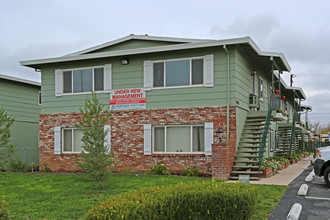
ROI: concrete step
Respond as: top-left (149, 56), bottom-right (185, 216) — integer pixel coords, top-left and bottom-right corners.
top-left (229, 176), bottom-right (261, 180)
top-left (236, 155), bottom-right (259, 158)
top-left (232, 165), bottom-right (259, 169)
top-left (231, 170), bottom-right (260, 175)
top-left (237, 150), bottom-right (259, 153)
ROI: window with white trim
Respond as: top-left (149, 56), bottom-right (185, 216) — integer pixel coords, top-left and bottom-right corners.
top-left (62, 128), bottom-right (84, 153)
top-left (63, 67), bottom-right (104, 94)
top-left (153, 125), bottom-right (204, 153)
top-left (153, 58), bottom-right (204, 88)
top-left (258, 76), bottom-right (263, 101)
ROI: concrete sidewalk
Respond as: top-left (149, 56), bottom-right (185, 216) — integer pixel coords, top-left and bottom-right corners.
top-left (249, 155), bottom-right (313, 186)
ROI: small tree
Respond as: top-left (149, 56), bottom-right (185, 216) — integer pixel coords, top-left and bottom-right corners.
top-left (0, 107), bottom-right (15, 170)
top-left (76, 92), bottom-right (115, 190)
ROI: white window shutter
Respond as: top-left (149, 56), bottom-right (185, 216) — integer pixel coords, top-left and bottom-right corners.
top-left (104, 125), bottom-right (111, 154)
top-left (144, 61), bottom-right (152, 91)
top-left (55, 69), bottom-right (63, 96)
top-left (204, 122), bottom-right (214, 155)
top-left (104, 64), bottom-right (112, 93)
top-left (204, 54), bottom-right (214, 87)
top-left (54, 127), bottom-right (61, 155)
top-left (144, 124), bottom-right (152, 155)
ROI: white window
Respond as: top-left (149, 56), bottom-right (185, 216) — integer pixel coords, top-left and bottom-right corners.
top-left (63, 67), bottom-right (104, 94)
top-left (258, 76), bottom-right (263, 101)
top-left (62, 128), bottom-right (84, 153)
top-left (55, 64), bottom-right (112, 97)
top-left (153, 58), bottom-right (204, 88)
top-left (38, 91), bottom-right (41, 105)
top-left (153, 125), bottom-right (205, 153)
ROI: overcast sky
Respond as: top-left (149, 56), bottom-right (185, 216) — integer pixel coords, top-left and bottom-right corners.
top-left (1, 0), bottom-right (329, 125)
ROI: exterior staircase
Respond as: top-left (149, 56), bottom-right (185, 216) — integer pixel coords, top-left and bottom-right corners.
top-left (230, 114), bottom-right (267, 180)
top-left (275, 125), bottom-right (291, 157)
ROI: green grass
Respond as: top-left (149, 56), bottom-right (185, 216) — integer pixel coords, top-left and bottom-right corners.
top-left (0, 173), bottom-right (287, 219)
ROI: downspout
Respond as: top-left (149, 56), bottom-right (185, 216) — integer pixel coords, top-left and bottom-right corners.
top-left (223, 45), bottom-right (230, 140)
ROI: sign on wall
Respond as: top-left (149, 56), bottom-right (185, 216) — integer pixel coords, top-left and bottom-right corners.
top-left (110, 88), bottom-right (146, 110)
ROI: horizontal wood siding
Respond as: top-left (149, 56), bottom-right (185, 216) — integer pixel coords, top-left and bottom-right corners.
top-left (0, 79), bottom-right (40, 122)
top-left (41, 47), bottom-right (235, 113)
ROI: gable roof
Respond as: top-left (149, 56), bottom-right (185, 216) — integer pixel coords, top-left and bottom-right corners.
top-left (0, 74), bottom-right (40, 87)
top-left (20, 35), bottom-right (291, 72)
top-left (65, 34), bottom-right (213, 56)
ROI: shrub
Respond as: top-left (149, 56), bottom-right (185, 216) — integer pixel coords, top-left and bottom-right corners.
top-left (86, 181), bottom-right (257, 220)
top-left (181, 166), bottom-right (200, 176)
top-left (146, 161), bottom-right (171, 175)
top-left (0, 197), bottom-right (9, 220)
top-left (8, 159), bottom-right (27, 172)
top-left (261, 157), bottom-right (281, 172)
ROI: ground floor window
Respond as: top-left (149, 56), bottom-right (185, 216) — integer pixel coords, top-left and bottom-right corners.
top-left (153, 125), bottom-right (204, 153)
top-left (62, 128), bottom-right (84, 153)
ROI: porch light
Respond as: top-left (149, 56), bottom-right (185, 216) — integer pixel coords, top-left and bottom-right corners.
top-left (120, 58), bottom-right (129, 65)
top-left (216, 128), bottom-right (225, 143)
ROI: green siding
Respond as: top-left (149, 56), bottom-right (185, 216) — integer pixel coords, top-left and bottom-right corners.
top-left (0, 79), bottom-right (40, 164)
top-left (86, 39), bottom-right (183, 54)
top-left (41, 47), bottom-right (238, 114)
top-left (236, 107), bottom-right (248, 145)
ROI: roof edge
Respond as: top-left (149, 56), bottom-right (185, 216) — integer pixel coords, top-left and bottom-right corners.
top-left (20, 36), bottom-right (291, 72)
top-left (0, 73), bottom-right (41, 86)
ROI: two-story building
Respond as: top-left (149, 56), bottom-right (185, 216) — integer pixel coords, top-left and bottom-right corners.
top-left (0, 74), bottom-right (40, 165)
top-left (20, 34), bottom-right (310, 179)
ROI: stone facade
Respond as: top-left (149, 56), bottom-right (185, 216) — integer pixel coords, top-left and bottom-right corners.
top-left (39, 106), bottom-right (237, 177)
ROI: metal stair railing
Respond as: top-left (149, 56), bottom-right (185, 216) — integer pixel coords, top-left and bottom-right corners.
top-left (258, 94), bottom-right (274, 175)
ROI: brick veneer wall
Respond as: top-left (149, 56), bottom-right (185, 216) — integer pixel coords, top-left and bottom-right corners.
top-left (211, 140), bottom-right (236, 180)
top-left (39, 106), bottom-right (237, 175)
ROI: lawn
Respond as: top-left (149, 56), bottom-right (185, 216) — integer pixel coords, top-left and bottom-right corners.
top-left (0, 173), bottom-right (287, 219)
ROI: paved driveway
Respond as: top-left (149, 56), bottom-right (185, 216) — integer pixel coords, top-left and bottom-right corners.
top-left (269, 165), bottom-right (330, 220)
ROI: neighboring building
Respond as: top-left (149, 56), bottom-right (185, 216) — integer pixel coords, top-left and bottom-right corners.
top-left (0, 74), bottom-right (40, 165)
top-left (20, 34), bottom-right (311, 179)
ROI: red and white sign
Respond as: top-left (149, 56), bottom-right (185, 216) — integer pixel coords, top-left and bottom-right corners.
top-left (110, 88), bottom-right (146, 110)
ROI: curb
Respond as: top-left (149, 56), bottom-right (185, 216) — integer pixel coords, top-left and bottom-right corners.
top-left (298, 184), bottom-right (308, 196)
top-left (305, 170), bottom-right (314, 182)
top-left (286, 203), bottom-right (302, 220)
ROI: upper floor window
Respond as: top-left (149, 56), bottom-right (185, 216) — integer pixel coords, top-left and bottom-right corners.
top-left (63, 67), bottom-right (104, 94)
top-left (55, 64), bottom-right (111, 97)
top-left (153, 58), bottom-right (204, 88)
top-left (258, 76), bottom-right (263, 101)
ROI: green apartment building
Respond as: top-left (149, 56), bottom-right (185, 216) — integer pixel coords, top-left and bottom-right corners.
top-left (20, 35), bottom-right (310, 179)
top-left (0, 74), bottom-right (40, 165)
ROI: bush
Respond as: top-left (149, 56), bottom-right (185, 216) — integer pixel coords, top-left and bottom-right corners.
top-left (146, 161), bottom-right (171, 175)
top-left (8, 159), bottom-right (27, 172)
top-left (0, 197), bottom-right (9, 220)
top-left (86, 181), bottom-right (257, 220)
top-left (181, 166), bottom-right (200, 176)
top-left (261, 157), bottom-right (281, 172)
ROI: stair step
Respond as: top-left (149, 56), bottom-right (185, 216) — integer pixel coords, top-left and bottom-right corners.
top-left (240, 140), bottom-right (261, 144)
top-left (246, 118), bottom-right (266, 122)
top-left (232, 165), bottom-right (259, 169)
top-left (231, 170), bottom-right (260, 174)
top-left (238, 145), bottom-right (260, 149)
top-left (237, 150), bottom-right (258, 153)
top-left (236, 155), bottom-right (259, 158)
top-left (234, 160), bottom-right (259, 164)
top-left (229, 176), bottom-right (261, 180)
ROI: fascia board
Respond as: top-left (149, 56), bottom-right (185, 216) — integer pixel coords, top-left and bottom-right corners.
top-left (65, 34), bottom-right (211, 57)
top-left (0, 73), bottom-right (40, 86)
top-left (20, 36), bottom-right (291, 72)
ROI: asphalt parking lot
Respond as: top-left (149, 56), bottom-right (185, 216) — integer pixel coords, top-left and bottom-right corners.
top-left (269, 165), bottom-right (330, 220)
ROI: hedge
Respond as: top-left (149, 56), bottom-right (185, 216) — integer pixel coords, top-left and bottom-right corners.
top-left (86, 181), bottom-right (257, 220)
top-left (0, 197), bottom-right (9, 220)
